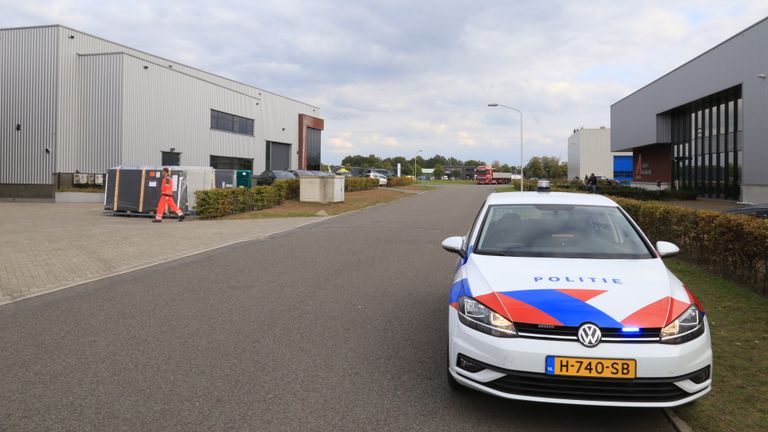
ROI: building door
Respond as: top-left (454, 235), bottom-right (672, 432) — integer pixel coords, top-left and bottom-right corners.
top-left (162, 151), bottom-right (181, 166)
top-left (266, 141), bottom-right (291, 171)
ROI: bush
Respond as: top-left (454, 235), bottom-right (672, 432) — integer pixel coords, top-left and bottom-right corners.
top-left (345, 177), bottom-right (379, 192)
top-left (195, 177), bottom-right (380, 218)
top-left (273, 179), bottom-right (299, 200)
top-left (385, 177), bottom-right (414, 187)
top-left (194, 185), bottom-right (285, 219)
top-left (551, 182), bottom-right (697, 201)
top-left (615, 197), bottom-right (768, 296)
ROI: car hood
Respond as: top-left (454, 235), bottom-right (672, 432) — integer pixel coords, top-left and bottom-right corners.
top-left (451, 254), bottom-right (693, 329)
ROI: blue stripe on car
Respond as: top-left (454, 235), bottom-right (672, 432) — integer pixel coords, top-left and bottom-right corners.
top-left (500, 289), bottom-right (622, 327)
top-left (449, 278), bottom-right (472, 305)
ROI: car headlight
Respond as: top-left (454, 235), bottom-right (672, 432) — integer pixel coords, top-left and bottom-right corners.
top-left (458, 296), bottom-right (517, 337)
top-left (660, 304), bottom-right (705, 344)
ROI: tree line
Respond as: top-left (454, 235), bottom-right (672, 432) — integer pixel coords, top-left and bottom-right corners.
top-left (340, 154), bottom-right (486, 177)
top-left (339, 154), bottom-right (567, 179)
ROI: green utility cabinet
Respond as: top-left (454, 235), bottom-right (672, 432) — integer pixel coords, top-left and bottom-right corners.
top-left (237, 170), bottom-right (253, 188)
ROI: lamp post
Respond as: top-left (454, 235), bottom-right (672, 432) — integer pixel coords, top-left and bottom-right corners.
top-left (488, 103), bottom-right (524, 191)
top-left (413, 149), bottom-right (423, 180)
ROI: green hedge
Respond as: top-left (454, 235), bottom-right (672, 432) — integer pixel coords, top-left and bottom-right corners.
top-left (194, 185), bottom-right (285, 219)
top-left (615, 197), bottom-right (768, 296)
top-left (195, 177), bottom-right (380, 218)
top-left (273, 179), bottom-right (299, 200)
top-left (552, 181), bottom-right (697, 201)
top-left (345, 177), bottom-right (379, 192)
top-left (385, 177), bottom-right (414, 187)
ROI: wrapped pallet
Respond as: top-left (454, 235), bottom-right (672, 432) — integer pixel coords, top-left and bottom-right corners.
top-left (105, 166), bottom-right (215, 215)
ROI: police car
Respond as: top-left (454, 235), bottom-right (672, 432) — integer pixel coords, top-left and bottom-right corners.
top-left (442, 181), bottom-right (712, 407)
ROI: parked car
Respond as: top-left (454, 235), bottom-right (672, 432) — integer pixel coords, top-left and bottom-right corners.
top-left (254, 170), bottom-right (295, 186)
top-left (596, 176), bottom-right (619, 185)
top-left (725, 203), bottom-right (768, 219)
top-left (441, 184), bottom-right (711, 407)
top-left (367, 172), bottom-right (387, 186)
top-left (309, 170), bottom-right (333, 177)
top-left (288, 169), bottom-right (316, 178)
top-left (361, 168), bottom-right (394, 178)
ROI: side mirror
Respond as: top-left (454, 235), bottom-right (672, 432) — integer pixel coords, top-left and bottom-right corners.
top-left (442, 236), bottom-right (465, 256)
top-left (656, 241), bottom-right (679, 257)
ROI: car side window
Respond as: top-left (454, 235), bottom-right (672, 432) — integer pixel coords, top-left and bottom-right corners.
top-left (465, 202), bottom-right (486, 254)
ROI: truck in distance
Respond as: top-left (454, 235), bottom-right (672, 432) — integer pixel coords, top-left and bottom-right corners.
top-left (475, 165), bottom-right (512, 185)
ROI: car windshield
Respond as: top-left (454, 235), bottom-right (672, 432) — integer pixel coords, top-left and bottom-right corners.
top-left (475, 204), bottom-right (653, 259)
top-left (477, 169), bottom-right (487, 175)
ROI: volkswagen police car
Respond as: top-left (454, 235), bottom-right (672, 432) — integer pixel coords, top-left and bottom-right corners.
top-left (442, 181), bottom-right (712, 407)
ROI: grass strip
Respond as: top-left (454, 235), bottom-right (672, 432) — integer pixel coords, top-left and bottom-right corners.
top-left (224, 188), bottom-right (411, 219)
top-left (666, 258), bottom-right (768, 432)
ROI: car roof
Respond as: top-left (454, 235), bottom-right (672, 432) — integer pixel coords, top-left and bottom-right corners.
top-left (486, 191), bottom-right (619, 207)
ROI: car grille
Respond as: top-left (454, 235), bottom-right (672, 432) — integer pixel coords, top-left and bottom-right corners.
top-left (460, 355), bottom-right (708, 403)
top-left (514, 323), bottom-right (661, 343)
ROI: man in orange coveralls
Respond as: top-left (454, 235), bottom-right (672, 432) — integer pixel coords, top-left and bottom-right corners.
top-left (153, 167), bottom-right (185, 223)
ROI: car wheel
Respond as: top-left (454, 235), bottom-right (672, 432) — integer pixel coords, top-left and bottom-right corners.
top-left (447, 345), bottom-right (464, 391)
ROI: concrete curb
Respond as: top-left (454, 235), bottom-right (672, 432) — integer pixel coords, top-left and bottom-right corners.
top-left (665, 409), bottom-right (693, 432)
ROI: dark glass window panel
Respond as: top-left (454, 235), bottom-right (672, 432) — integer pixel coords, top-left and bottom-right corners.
top-left (211, 109), bottom-right (254, 136)
top-left (306, 128), bottom-right (322, 170)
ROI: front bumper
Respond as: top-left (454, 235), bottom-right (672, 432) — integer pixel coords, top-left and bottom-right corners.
top-left (448, 308), bottom-right (712, 407)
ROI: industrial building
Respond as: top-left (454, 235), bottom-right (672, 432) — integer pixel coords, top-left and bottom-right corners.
top-left (0, 25), bottom-right (324, 200)
top-left (567, 127), bottom-right (632, 182)
top-left (611, 17), bottom-right (768, 202)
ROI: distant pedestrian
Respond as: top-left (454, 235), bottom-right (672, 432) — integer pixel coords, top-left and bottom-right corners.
top-left (153, 167), bottom-right (185, 223)
top-left (587, 173), bottom-right (598, 193)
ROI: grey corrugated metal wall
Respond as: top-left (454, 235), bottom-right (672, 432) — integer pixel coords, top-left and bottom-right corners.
top-left (1, 25), bottom-right (322, 186)
top-left (65, 54), bottom-right (124, 173)
top-left (120, 54), bottom-right (262, 167)
top-left (0, 27), bottom-right (58, 184)
top-left (567, 133), bottom-right (580, 179)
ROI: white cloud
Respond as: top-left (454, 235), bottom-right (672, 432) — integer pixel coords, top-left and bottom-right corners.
top-left (6, 1), bottom-right (768, 164)
top-left (457, 131), bottom-right (478, 147)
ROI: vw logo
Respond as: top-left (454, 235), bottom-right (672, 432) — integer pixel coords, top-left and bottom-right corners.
top-left (577, 323), bottom-right (602, 347)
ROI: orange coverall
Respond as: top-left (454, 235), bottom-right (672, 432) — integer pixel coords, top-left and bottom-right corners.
top-left (155, 176), bottom-right (183, 220)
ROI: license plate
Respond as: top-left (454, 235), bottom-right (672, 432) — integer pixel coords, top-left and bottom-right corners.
top-left (546, 356), bottom-right (636, 379)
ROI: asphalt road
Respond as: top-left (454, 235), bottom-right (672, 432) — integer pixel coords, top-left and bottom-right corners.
top-left (0, 185), bottom-right (674, 431)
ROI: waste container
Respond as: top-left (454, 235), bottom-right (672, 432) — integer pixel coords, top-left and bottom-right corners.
top-left (237, 170), bottom-right (253, 188)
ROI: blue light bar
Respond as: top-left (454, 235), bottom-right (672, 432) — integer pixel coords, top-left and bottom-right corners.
top-left (621, 327), bottom-right (640, 333)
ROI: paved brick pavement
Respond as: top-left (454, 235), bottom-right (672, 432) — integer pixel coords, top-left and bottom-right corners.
top-left (0, 203), bottom-right (322, 305)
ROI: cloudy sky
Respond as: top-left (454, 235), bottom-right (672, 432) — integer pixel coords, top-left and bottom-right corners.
top-left (5, 1), bottom-right (768, 165)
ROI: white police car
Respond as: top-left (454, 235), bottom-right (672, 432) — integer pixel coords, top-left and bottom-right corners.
top-left (442, 182), bottom-right (712, 407)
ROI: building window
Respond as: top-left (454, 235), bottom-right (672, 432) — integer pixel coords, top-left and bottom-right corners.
top-left (161, 151), bottom-right (181, 166)
top-left (669, 85), bottom-right (741, 200)
top-left (209, 155), bottom-right (253, 171)
top-left (306, 127), bottom-right (322, 170)
top-left (210, 109), bottom-right (254, 136)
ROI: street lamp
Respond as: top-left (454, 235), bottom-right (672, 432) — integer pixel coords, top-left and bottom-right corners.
top-left (488, 103), bottom-right (524, 192)
top-left (413, 149), bottom-right (423, 180)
